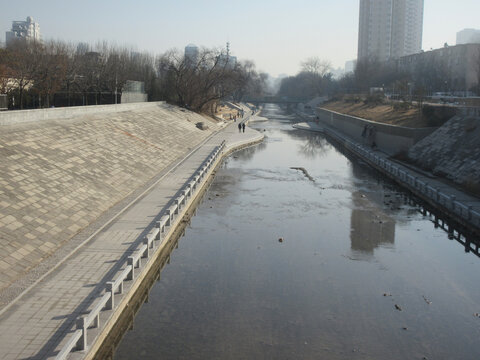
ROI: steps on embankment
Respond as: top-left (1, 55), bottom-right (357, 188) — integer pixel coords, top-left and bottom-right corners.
top-left (0, 102), bottom-right (221, 294)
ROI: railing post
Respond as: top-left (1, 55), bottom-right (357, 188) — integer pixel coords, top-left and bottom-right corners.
top-left (166, 210), bottom-right (172, 226)
top-left (143, 237), bottom-right (149, 258)
top-left (127, 257), bottom-right (135, 280)
top-left (155, 221), bottom-right (161, 240)
top-left (106, 282), bottom-right (114, 310)
top-left (76, 317), bottom-right (87, 351)
top-left (450, 195), bottom-right (456, 210)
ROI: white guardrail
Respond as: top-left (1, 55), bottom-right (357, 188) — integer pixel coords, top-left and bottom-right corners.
top-left (55, 140), bottom-right (226, 360)
top-left (324, 128), bottom-right (480, 230)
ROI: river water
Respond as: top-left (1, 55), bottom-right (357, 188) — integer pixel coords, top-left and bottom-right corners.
top-left (113, 104), bottom-right (480, 360)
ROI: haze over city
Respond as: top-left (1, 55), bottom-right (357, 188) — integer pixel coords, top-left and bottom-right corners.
top-left (1, 0), bottom-right (479, 76)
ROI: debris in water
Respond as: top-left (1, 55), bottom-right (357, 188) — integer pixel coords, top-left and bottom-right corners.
top-left (395, 304), bottom-right (402, 311)
top-left (383, 293), bottom-right (392, 297)
top-left (290, 167), bottom-right (314, 182)
top-left (474, 313), bottom-right (480, 318)
top-left (402, 327), bottom-right (408, 330)
top-left (422, 295), bottom-right (432, 305)
top-left (278, 237), bottom-right (284, 243)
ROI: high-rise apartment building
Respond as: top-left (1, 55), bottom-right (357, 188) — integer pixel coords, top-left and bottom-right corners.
top-left (358, 0), bottom-right (424, 62)
top-left (5, 16), bottom-right (41, 46)
top-left (456, 28), bottom-right (480, 45)
top-left (184, 44), bottom-right (199, 67)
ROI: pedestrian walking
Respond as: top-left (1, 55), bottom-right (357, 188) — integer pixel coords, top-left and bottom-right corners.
top-left (242, 123), bottom-right (245, 133)
top-left (238, 123), bottom-right (242, 133)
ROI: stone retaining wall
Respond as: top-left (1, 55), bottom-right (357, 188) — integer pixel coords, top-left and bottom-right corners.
top-left (316, 108), bottom-right (436, 155)
top-left (0, 101), bottom-right (165, 125)
top-left (0, 103), bottom-right (220, 292)
top-left (407, 115), bottom-right (480, 193)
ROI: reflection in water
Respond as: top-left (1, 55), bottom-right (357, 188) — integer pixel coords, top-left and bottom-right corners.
top-left (231, 139), bottom-right (267, 161)
top-left (350, 191), bottom-right (395, 256)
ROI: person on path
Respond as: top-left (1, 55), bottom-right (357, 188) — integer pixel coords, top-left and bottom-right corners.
top-left (238, 123), bottom-right (242, 133)
top-left (242, 123), bottom-right (245, 133)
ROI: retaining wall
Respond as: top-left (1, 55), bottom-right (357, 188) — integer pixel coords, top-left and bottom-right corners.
top-left (0, 101), bottom-right (164, 125)
top-left (316, 108), bottom-right (436, 155)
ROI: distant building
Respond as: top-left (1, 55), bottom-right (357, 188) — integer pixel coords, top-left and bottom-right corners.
top-left (358, 0), bottom-right (424, 62)
top-left (456, 28), bottom-right (480, 45)
top-left (185, 44), bottom-right (199, 66)
top-left (396, 43), bottom-right (480, 93)
top-left (345, 60), bottom-right (357, 73)
top-left (217, 42), bottom-right (236, 69)
top-left (5, 16), bottom-right (41, 46)
top-left (218, 54), bottom-right (237, 69)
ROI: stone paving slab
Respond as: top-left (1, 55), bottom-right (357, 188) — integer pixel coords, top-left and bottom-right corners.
top-left (0, 112), bottom-right (263, 360)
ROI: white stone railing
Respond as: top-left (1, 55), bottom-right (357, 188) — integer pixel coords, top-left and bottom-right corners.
top-left (55, 140), bottom-right (226, 360)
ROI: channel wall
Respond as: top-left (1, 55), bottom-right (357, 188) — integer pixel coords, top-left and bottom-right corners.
top-left (316, 107), bottom-right (437, 155)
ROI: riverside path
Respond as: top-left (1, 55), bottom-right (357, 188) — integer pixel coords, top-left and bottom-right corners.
top-left (0, 115), bottom-right (264, 360)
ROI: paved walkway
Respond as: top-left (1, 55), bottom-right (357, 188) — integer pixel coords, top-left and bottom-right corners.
top-left (0, 114), bottom-right (263, 360)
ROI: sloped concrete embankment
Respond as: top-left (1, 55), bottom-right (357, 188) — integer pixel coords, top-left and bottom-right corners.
top-left (0, 102), bottom-right (221, 294)
top-left (407, 115), bottom-right (480, 195)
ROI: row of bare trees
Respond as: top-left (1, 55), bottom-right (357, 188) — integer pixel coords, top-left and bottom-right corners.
top-left (157, 48), bottom-right (266, 113)
top-left (337, 53), bottom-right (480, 98)
top-left (277, 51), bottom-right (480, 101)
top-left (277, 57), bottom-right (334, 99)
top-left (0, 40), bottom-right (267, 112)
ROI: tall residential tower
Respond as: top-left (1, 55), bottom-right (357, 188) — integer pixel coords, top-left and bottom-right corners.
top-left (5, 16), bottom-right (41, 46)
top-left (358, 0), bottom-right (424, 62)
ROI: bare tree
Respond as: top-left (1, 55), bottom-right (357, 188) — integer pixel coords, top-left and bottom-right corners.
top-left (161, 47), bottom-right (247, 113)
top-left (5, 41), bottom-right (39, 109)
top-left (31, 41), bottom-right (67, 107)
top-left (301, 57), bottom-right (332, 77)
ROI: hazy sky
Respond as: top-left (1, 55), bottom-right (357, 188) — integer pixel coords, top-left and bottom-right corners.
top-left (1, 0), bottom-right (479, 77)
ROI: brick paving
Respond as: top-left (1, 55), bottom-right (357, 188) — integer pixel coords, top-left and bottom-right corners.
top-left (0, 103), bottom-right (221, 294)
top-left (0, 106), bottom-right (263, 360)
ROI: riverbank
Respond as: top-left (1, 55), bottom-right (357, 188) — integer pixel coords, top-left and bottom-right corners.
top-left (294, 121), bottom-right (480, 236)
top-left (0, 103), bottom-right (263, 359)
top-left (322, 99), bottom-right (453, 128)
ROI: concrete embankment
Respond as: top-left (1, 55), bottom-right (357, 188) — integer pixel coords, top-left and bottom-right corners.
top-left (0, 102), bottom-right (221, 295)
top-left (406, 115), bottom-right (480, 194)
top-left (317, 107), bottom-right (436, 155)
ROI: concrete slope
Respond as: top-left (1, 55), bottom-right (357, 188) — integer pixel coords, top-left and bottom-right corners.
top-left (0, 103), bottom-right (220, 293)
top-left (407, 115), bottom-right (480, 193)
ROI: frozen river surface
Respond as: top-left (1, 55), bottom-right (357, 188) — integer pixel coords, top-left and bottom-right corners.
top-left (114, 104), bottom-right (480, 360)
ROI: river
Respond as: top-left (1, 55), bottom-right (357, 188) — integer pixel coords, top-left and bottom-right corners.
top-left (113, 104), bottom-right (480, 360)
